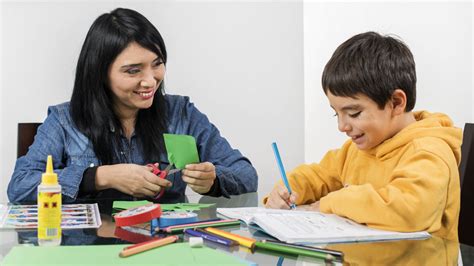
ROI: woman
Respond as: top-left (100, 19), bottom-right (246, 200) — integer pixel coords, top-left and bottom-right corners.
top-left (8, 8), bottom-right (258, 203)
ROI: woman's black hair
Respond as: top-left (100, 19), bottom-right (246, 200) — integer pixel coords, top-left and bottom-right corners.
top-left (322, 31), bottom-right (416, 111)
top-left (70, 8), bottom-right (167, 164)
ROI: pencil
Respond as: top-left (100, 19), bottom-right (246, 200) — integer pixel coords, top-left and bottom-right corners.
top-left (271, 142), bottom-right (296, 209)
top-left (119, 235), bottom-right (178, 258)
top-left (163, 219), bottom-right (241, 233)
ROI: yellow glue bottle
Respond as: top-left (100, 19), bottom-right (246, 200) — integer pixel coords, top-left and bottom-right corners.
top-left (37, 155), bottom-right (62, 246)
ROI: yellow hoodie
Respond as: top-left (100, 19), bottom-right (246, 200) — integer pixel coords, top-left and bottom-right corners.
top-left (267, 111), bottom-right (462, 241)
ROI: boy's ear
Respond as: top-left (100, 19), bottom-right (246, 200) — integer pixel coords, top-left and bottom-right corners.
top-left (390, 89), bottom-right (407, 116)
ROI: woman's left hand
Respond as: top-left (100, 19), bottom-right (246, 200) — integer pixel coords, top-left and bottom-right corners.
top-left (181, 162), bottom-right (216, 194)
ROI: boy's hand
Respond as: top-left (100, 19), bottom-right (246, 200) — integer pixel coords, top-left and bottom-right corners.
top-left (296, 201), bottom-right (320, 212)
top-left (265, 185), bottom-right (298, 209)
top-left (181, 162), bottom-right (216, 194)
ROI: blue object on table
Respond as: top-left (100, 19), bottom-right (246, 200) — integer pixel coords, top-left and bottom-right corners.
top-left (184, 229), bottom-right (235, 247)
top-left (272, 142), bottom-right (296, 209)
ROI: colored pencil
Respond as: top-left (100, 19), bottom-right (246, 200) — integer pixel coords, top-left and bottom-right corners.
top-left (119, 235), bottom-right (178, 258)
top-left (272, 142), bottom-right (296, 209)
top-left (162, 219), bottom-right (241, 233)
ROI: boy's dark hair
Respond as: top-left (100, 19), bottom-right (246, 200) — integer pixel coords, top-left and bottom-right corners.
top-left (322, 31), bottom-right (416, 111)
top-left (70, 8), bottom-right (168, 164)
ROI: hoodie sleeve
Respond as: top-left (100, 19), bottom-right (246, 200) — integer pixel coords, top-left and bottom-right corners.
top-left (319, 139), bottom-right (453, 233)
top-left (263, 141), bottom-right (350, 205)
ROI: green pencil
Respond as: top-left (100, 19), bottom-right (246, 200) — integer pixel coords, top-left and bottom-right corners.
top-left (253, 240), bottom-right (336, 261)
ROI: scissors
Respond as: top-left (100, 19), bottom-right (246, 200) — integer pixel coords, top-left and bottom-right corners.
top-left (147, 163), bottom-right (181, 199)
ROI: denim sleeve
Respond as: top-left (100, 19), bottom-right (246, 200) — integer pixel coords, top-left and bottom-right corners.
top-left (178, 97), bottom-right (258, 197)
top-left (7, 107), bottom-right (88, 203)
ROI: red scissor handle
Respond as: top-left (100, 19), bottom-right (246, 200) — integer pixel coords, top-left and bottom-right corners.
top-left (147, 163), bottom-right (168, 199)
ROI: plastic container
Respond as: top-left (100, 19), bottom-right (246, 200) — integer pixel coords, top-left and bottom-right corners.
top-left (37, 155), bottom-right (62, 246)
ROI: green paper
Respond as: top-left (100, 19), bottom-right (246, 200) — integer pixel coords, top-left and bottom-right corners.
top-left (161, 203), bottom-right (215, 211)
top-left (2, 243), bottom-right (254, 266)
top-left (113, 201), bottom-right (215, 213)
top-left (112, 200), bottom-right (152, 211)
top-left (163, 134), bottom-right (200, 169)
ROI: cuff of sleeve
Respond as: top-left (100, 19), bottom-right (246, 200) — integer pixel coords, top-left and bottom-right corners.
top-left (58, 164), bottom-right (90, 201)
top-left (202, 177), bottom-right (222, 197)
top-left (213, 167), bottom-right (231, 198)
top-left (79, 166), bottom-right (98, 196)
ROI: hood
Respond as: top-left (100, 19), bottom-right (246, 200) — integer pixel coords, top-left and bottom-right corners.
top-left (374, 111), bottom-right (462, 163)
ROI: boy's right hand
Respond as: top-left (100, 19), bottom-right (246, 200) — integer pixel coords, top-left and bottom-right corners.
top-left (265, 185), bottom-right (298, 209)
top-left (95, 164), bottom-right (172, 198)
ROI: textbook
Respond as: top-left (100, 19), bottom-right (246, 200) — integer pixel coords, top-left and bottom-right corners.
top-left (0, 203), bottom-right (101, 229)
top-left (217, 207), bottom-right (430, 244)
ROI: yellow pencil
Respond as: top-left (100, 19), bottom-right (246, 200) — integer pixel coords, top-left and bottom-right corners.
top-left (119, 235), bottom-right (178, 258)
top-left (205, 227), bottom-right (256, 249)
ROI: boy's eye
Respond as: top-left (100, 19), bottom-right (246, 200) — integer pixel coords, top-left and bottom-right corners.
top-left (333, 113), bottom-right (338, 117)
top-left (349, 111), bottom-right (361, 118)
top-left (126, 68), bottom-right (140, 75)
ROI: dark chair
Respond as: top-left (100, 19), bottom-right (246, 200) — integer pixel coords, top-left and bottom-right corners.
top-left (17, 123), bottom-right (42, 158)
top-left (459, 123), bottom-right (474, 245)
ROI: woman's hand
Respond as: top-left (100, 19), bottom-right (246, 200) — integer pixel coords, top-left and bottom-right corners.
top-left (95, 164), bottom-right (172, 198)
top-left (181, 162), bottom-right (216, 194)
top-left (265, 184), bottom-right (298, 209)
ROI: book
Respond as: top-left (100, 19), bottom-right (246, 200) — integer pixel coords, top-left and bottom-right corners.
top-left (217, 207), bottom-right (430, 244)
top-left (0, 203), bottom-right (102, 229)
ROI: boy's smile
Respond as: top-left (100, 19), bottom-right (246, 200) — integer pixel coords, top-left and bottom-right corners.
top-left (327, 91), bottom-right (400, 150)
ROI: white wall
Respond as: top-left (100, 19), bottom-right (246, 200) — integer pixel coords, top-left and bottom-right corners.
top-left (0, 2), bottom-right (304, 202)
top-left (1, 1), bottom-right (473, 203)
top-left (304, 1), bottom-right (473, 163)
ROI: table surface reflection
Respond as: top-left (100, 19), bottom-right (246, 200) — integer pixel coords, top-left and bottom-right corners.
top-left (1, 193), bottom-right (473, 265)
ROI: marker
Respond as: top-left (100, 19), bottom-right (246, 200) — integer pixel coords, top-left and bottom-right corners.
top-left (264, 239), bottom-right (343, 261)
top-left (254, 240), bottom-right (335, 261)
top-left (195, 228), bottom-right (239, 246)
top-left (119, 235), bottom-right (178, 258)
top-left (272, 142), bottom-right (296, 209)
top-left (184, 229), bottom-right (235, 247)
top-left (205, 227), bottom-right (256, 249)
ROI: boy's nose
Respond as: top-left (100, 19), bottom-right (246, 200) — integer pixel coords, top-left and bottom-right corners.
top-left (338, 119), bottom-right (351, 133)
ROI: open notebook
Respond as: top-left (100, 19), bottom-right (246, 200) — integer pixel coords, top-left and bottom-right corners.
top-left (217, 207), bottom-right (430, 244)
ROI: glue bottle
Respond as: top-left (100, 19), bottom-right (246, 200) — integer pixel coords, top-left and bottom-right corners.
top-left (37, 155), bottom-right (62, 246)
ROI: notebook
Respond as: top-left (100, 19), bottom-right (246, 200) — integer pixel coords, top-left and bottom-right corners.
top-left (217, 207), bottom-right (430, 244)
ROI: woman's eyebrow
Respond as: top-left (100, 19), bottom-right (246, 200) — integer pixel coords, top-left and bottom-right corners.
top-left (120, 63), bottom-right (142, 69)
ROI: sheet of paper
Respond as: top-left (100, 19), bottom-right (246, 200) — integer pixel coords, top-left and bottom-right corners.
top-left (163, 133), bottom-right (200, 169)
top-left (113, 201), bottom-right (214, 212)
top-left (2, 243), bottom-right (256, 266)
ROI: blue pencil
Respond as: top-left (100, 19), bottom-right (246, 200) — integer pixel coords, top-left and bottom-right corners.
top-left (271, 142), bottom-right (296, 209)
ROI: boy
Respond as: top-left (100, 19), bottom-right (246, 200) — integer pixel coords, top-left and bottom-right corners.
top-left (264, 32), bottom-right (461, 241)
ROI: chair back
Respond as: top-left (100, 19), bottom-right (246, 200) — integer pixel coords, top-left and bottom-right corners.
top-left (459, 123), bottom-right (474, 245)
top-left (17, 123), bottom-right (42, 158)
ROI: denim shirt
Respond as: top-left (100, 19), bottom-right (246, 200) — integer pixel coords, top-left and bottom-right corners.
top-left (8, 94), bottom-right (258, 203)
